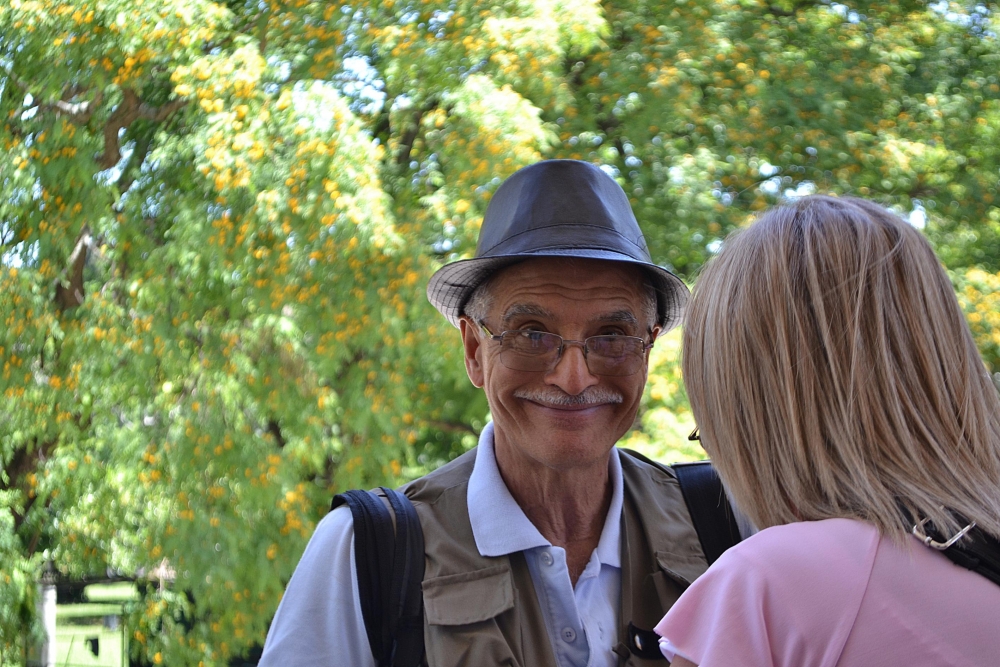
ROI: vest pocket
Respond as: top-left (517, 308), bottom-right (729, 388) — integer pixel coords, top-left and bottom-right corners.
top-left (422, 564), bottom-right (514, 625)
top-left (421, 565), bottom-right (523, 666)
top-left (655, 549), bottom-right (707, 589)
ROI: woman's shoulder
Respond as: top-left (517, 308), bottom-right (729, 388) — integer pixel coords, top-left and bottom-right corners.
top-left (655, 519), bottom-right (881, 667)
top-left (717, 518), bottom-right (881, 610)
top-left (731, 517), bottom-right (879, 568)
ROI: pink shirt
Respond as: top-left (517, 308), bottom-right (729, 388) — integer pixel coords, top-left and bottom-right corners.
top-left (654, 518), bottom-right (1000, 667)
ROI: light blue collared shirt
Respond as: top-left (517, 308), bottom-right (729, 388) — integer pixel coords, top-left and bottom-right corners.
top-left (470, 422), bottom-right (624, 667)
top-left (259, 422), bottom-right (625, 667)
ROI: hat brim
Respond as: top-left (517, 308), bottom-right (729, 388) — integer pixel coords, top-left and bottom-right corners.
top-left (426, 249), bottom-right (689, 331)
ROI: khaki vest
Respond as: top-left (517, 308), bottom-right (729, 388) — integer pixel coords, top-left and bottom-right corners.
top-left (400, 447), bottom-right (709, 666)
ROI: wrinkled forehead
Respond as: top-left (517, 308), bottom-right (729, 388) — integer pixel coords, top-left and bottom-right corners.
top-left (487, 257), bottom-right (653, 325)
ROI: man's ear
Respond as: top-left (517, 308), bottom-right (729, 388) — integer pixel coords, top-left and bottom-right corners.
top-left (459, 317), bottom-right (485, 388)
top-left (646, 325), bottom-right (663, 362)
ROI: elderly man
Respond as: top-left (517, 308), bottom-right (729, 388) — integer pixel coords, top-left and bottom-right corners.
top-left (259, 160), bottom-right (718, 666)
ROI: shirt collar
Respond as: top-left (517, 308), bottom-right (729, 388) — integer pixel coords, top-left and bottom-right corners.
top-left (467, 421), bottom-right (623, 568)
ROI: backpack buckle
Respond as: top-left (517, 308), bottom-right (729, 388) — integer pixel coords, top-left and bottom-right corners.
top-left (912, 517), bottom-right (977, 550)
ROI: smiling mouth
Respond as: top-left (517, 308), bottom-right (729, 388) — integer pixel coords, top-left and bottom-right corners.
top-left (530, 402), bottom-right (605, 412)
top-left (512, 387), bottom-right (624, 409)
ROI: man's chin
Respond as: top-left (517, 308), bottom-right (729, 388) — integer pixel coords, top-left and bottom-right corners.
top-left (531, 438), bottom-right (617, 472)
top-left (493, 422), bottom-right (620, 475)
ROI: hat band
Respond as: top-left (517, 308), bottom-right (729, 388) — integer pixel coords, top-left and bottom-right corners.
top-left (480, 223), bottom-right (652, 262)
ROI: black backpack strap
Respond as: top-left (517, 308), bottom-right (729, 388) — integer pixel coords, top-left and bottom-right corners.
top-left (940, 530), bottom-right (1000, 587)
top-left (672, 461), bottom-right (742, 565)
top-left (913, 516), bottom-right (1000, 588)
top-left (381, 488), bottom-right (425, 667)
top-left (332, 488), bottom-right (426, 667)
top-left (332, 490), bottom-right (395, 666)
top-left (619, 450), bottom-right (743, 565)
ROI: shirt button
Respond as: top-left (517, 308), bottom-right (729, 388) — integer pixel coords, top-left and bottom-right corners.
top-left (561, 627), bottom-right (577, 643)
top-left (540, 551), bottom-right (553, 566)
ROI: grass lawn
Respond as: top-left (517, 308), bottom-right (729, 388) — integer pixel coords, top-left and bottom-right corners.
top-left (55, 623), bottom-right (124, 667)
top-left (54, 583), bottom-right (135, 667)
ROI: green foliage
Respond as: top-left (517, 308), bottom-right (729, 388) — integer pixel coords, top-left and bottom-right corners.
top-left (554, 0), bottom-right (1000, 274)
top-left (0, 501), bottom-right (40, 655)
top-left (621, 328), bottom-right (704, 463)
top-left (954, 268), bottom-right (1000, 376)
top-left (1, 0), bottom-right (998, 664)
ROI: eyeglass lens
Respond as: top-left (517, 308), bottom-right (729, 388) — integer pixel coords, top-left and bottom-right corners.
top-left (498, 330), bottom-right (645, 376)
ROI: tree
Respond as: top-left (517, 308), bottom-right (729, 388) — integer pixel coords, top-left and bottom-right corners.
top-left (1, 0), bottom-right (998, 663)
top-left (553, 0), bottom-right (1000, 273)
top-left (954, 268), bottom-right (1000, 377)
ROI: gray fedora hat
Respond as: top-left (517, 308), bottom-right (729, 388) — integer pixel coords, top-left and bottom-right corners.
top-left (426, 159), bottom-right (689, 330)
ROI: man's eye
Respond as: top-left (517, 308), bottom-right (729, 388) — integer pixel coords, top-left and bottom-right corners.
top-left (519, 330), bottom-right (547, 342)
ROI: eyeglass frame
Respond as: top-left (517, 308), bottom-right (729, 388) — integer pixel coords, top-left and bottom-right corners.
top-left (475, 320), bottom-right (656, 377)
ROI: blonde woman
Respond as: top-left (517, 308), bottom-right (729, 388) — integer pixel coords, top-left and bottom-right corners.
top-left (656, 196), bottom-right (1000, 666)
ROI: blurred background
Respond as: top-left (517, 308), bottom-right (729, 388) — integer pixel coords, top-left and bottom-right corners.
top-left (2, 0), bottom-right (999, 663)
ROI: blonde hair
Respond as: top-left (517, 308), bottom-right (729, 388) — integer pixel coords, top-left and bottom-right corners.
top-left (683, 195), bottom-right (1000, 541)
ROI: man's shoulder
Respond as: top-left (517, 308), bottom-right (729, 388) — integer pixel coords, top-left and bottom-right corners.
top-left (617, 446), bottom-right (680, 486)
top-left (398, 447), bottom-right (482, 570)
top-left (615, 447), bottom-right (688, 515)
top-left (615, 447), bottom-right (707, 569)
top-left (399, 446), bottom-right (478, 505)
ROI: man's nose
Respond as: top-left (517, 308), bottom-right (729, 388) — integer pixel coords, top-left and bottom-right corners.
top-left (544, 341), bottom-right (599, 395)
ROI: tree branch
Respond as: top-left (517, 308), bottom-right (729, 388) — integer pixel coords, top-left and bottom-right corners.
top-left (55, 226), bottom-right (92, 311)
top-left (370, 97), bottom-right (394, 146)
top-left (766, 5), bottom-right (797, 16)
top-left (4, 437), bottom-right (58, 533)
top-left (5, 71), bottom-right (103, 124)
top-left (117, 130), bottom-right (155, 194)
top-left (257, 10), bottom-right (269, 56)
top-left (334, 350), bottom-right (366, 384)
top-left (98, 90), bottom-right (186, 170)
top-left (267, 419), bottom-right (287, 448)
top-left (396, 100), bottom-right (438, 166)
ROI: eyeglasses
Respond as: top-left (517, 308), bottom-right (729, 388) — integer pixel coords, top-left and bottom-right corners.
top-left (478, 322), bottom-right (653, 377)
top-left (688, 427), bottom-right (700, 441)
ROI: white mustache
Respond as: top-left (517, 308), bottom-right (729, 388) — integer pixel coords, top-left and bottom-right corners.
top-left (513, 387), bottom-right (624, 406)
